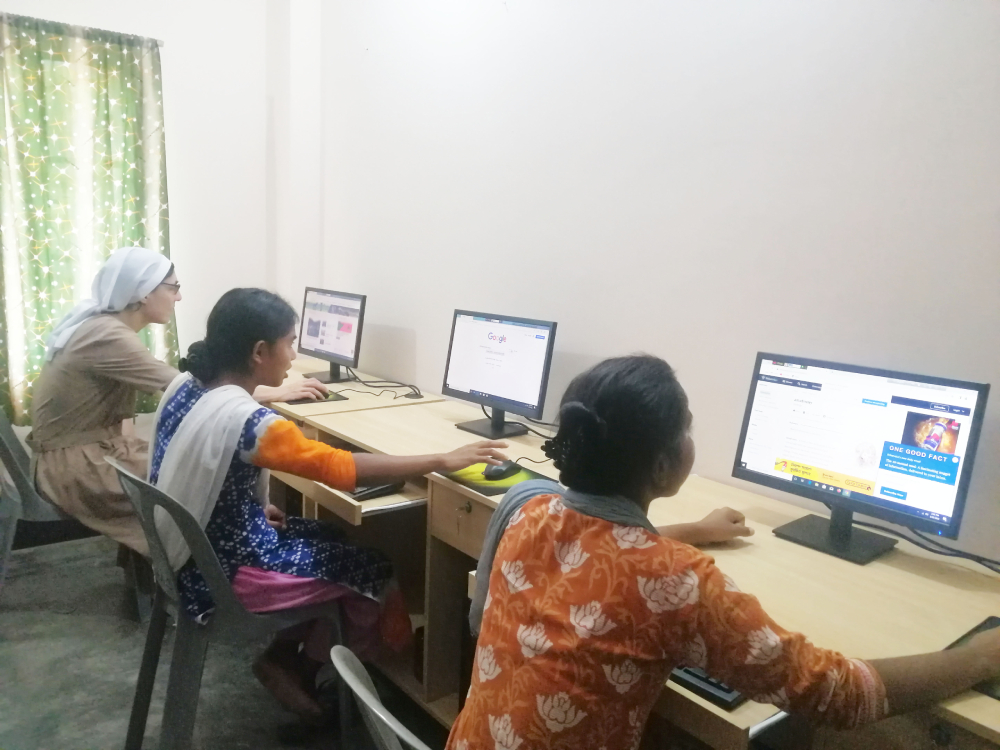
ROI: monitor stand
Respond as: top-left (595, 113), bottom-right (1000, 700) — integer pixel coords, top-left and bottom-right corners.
top-left (456, 408), bottom-right (528, 439)
top-left (773, 507), bottom-right (897, 565)
top-left (304, 362), bottom-right (353, 385)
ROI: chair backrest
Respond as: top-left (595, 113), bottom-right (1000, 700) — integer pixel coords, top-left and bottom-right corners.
top-left (106, 456), bottom-right (245, 618)
top-left (0, 409), bottom-right (60, 521)
top-left (330, 646), bottom-right (432, 750)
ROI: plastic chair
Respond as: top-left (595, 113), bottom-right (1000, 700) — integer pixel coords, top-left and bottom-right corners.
top-left (107, 457), bottom-right (347, 750)
top-left (330, 645), bottom-right (431, 750)
top-left (0, 408), bottom-right (67, 592)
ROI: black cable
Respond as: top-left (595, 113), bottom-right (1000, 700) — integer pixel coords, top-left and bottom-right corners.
top-left (332, 388), bottom-right (413, 401)
top-left (480, 405), bottom-right (555, 439)
top-left (515, 455), bottom-right (552, 465)
top-left (525, 416), bottom-right (558, 428)
top-left (345, 367), bottom-right (422, 398)
top-left (817, 501), bottom-right (1000, 575)
top-left (911, 528), bottom-right (1000, 568)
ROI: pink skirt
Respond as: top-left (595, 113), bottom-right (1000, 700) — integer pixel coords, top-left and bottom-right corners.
top-left (231, 566), bottom-right (411, 660)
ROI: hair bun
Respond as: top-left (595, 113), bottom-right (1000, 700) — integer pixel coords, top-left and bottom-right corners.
top-left (178, 340), bottom-right (218, 383)
top-left (542, 401), bottom-right (607, 471)
top-left (558, 401), bottom-right (608, 438)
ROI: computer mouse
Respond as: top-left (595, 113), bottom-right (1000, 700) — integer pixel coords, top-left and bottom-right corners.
top-left (483, 460), bottom-right (520, 481)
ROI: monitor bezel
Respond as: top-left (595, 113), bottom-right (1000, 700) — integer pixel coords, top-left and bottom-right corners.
top-left (297, 287), bottom-right (367, 368)
top-left (731, 352), bottom-right (990, 539)
top-left (440, 309), bottom-right (557, 421)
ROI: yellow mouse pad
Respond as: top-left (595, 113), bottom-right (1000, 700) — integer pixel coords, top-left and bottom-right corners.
top-left (445, 462), bottom-right (549, 496)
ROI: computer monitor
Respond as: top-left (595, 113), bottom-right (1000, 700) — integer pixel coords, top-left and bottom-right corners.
top-left (733, 353), bottom-right (989, 564)
top-left (297, 287), bottom-right (366, 383)
top-left (441, 310), bottom-right (557, 439)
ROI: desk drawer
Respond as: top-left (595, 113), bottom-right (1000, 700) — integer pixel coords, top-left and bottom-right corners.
top-left (429, 483), bottom-right (493, 559)
top-left (272, 471), bottom-right (426, 526)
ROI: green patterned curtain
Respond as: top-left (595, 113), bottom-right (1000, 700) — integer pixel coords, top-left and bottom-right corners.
top-left (0, 13), bottom-right (178, 425)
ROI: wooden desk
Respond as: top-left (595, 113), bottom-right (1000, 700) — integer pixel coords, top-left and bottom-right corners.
top-left (270, 357), bottom-right (443, 421)
top-left (274, 396), bottom-right (1000, 748)
top-left (304, 400), bottom-right (558, 472)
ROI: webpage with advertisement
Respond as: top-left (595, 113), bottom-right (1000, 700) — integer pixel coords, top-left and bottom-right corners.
top-left (299, 290), bottom-right (362, 361)
top-left (445, 314), bottom-right (553, 409)
top-left (738, 358), bottom-right (981, 524)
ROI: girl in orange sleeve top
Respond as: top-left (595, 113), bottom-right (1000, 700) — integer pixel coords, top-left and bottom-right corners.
top-left (151, 288), bottom-right (508, 724)
top-left (451, 355), bottom-right (1000, 750)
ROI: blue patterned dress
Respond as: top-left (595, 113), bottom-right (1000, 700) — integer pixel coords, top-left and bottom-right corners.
top-left (151, 378), bottom-right (393, 620)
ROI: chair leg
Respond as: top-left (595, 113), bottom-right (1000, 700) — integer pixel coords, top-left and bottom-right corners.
top-left (124, 587), bottom-right (169, 750)
top-left (159, 614), bottom-right (210, 750)
top-left (330, 606), bottom-right (353, 747)
top-left (123, 550), bottom-right (152, 623)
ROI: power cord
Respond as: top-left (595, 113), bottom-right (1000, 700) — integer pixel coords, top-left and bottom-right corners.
top-left (819, 502), bottom-right (1000, 575)
top-left (480, 405), bottom-right (555, 439)
top-left (345, 368), bottom-right (423, 399)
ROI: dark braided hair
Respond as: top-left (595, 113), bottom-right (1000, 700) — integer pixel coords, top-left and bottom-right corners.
top-left (542, 355), bottom-right (690, 497)
top-left (179, 288), bottom-right (297, 383)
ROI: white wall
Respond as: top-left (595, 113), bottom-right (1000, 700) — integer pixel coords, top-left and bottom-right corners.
top-left (319, 1), bottom-right (1000, 558)
top-left (3, 0), bottom-right (270, 348)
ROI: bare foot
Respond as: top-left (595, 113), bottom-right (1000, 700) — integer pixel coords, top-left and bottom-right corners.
top-left (252, 653), bottom-right (325, 724)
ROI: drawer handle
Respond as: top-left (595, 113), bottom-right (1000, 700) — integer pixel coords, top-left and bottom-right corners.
top-left (461, 501), bottom-right (473, 514)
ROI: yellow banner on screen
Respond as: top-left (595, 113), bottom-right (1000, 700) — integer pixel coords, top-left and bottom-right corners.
top-left (773, 458), bottom-right (874, 494)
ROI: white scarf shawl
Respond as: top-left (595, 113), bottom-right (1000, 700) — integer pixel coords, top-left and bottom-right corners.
top-left (150, 373), bottom-right (268, 570)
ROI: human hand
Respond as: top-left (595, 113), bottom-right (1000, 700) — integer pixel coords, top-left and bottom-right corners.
top-left (264, 503), bottom-right (287, 530)
top-left (673, 507), bottom-right (754, 545)
top-left (439, 441), bottom-right (509, 472)
top-left (275, 378), bottom-right (330, 403)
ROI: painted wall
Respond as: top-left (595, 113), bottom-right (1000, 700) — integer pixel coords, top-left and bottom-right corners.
top-left (318, 1), bottom-right (1000, 557)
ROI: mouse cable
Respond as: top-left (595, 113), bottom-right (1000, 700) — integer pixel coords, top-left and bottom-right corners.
top-left (333, 388), bottom-right (414, 400)
top-left (524, 416), bottom-right (558, 428)
top-left (515, 455), bottom-right (552, 465)
top-left (346, 368), bottom-right (422, 398)
top-left (818, 502), bottom-right (1000, 574)
top-left (481, 405), bottom-right (555, 439)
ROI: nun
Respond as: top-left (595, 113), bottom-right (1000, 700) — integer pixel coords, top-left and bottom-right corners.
top-left (27, 247), bottom-right (327, 554)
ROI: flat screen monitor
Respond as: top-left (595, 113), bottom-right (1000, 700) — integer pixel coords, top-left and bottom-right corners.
top-left (441, 310), bottom-right (557, 439)
top-left (733, 353), bottom-right (989, 564)
top-left (297, 287), bottom-right (366, 383)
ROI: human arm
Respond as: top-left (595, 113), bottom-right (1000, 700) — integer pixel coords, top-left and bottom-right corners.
top-left (868, 628), bottom-right (1000, 715)
top-left (353, 441), bottom-right (509, 484)
top-left (671, 556), bottom-right (1000, 727)
top-left (657, 507), bottom-right (754, 545)
top-left (78, 318), bottom-right (178, 392)
top-left (253, 378), bottom-right (329, 404)
top-left (249, 416), bottom-right (508, 490)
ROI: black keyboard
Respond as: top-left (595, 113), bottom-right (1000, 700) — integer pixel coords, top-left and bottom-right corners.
top-left (670, 667), bottom-right (746, 710)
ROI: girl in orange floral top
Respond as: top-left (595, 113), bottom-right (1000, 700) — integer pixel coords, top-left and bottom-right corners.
top-left (451, 355), bottom-right (1000, 750)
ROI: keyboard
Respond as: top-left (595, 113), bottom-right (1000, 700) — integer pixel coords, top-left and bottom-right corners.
top-left (669, 667), bottom-right (746, 710)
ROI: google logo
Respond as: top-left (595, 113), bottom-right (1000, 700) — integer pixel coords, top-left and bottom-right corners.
top-left (488, 333), bottom-right (507, 343)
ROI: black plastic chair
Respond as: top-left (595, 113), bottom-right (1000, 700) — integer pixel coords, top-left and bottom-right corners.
top-left (107, 457), bottom-right (346, 750)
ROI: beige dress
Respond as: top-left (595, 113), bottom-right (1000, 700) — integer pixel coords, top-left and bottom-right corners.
top-left (28, 315), bottom-right (178, 554)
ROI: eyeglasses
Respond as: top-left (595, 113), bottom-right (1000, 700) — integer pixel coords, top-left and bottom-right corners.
top-left (159, 281), bottom-right (181, 292)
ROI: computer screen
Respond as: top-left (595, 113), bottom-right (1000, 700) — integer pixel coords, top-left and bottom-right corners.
top-left (298, 287), bottom-right (366, 368)
top-left (441, 311), bottom-right (557, 421)
top-left (733, 353), bottom-right (989, 538)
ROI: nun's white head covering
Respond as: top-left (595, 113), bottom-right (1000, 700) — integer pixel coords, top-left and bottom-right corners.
top-left (45, 247), bottom-right (174, 361)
